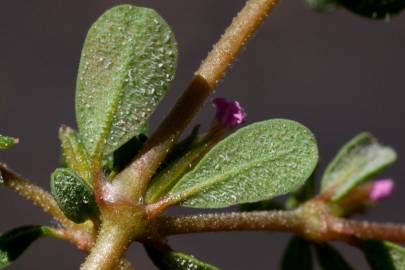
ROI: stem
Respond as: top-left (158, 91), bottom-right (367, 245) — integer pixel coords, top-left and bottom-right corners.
top-left (332, 218), bottom-right (405, 244)
top-left (156, 211), bottom-right (405, 245)
top-left (196, 0), bottom-right (278, 89)
top-left (0, 163), bottom-right (82, 231)
top-left (156, 211), bottom-right (301, 236)
top-left (81, 205), bottom-right (148, 270)
top-left (115, 0), bottom-right (279, 199)
top-left (80, 221), bottom-right (133, 270)
top-left (50, 228), bottom-right (94, 251)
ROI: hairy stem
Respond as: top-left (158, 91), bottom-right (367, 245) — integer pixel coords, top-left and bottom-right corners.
top-left (80, 221), bottom-right (132, 270)
top-left (81, 205), bottom-right (148, 270)
top-left (49, 227), bottom-right (134, 270)
top-left (156, 211), bottom-right (301, 236)
top-left (332, 218), bottom-right (405, 244)
top-left (0, 163), bottom-right (82, 231)
top-left (115, 0), bottom-right (278, 199)
top-left (50, 228), bottom-right (94, 251)
top-left (196, 0), bottom-right (278, 89)
top-left (156, 211), bottom-right (405, 244)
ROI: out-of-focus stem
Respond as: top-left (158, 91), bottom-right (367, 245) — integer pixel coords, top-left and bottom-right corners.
top-left (115, 0), bottom-right (279, 200)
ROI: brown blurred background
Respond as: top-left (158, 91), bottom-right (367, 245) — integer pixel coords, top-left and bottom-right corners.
top-left (0, 0), bottom-right (404, 269)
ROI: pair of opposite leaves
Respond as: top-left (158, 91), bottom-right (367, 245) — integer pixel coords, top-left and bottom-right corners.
top-left (54, 2), bottom-right (398, 221)
top-left (53, 4), bottom-right (320, 220)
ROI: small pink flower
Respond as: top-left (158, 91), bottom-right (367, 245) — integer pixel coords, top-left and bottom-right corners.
top-left (212, 98), bottom-right (247, 129)
top-left (369, 179), bottom-right (394, 201)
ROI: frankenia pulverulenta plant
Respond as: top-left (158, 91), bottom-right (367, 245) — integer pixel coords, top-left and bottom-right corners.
top-left (1, 1), bottom-right (405, 270)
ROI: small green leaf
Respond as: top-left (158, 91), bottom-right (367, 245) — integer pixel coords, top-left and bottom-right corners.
top-left (145, 245), bottom-right (219, 270)
top-left (362, 240), bottom-right (405, 270)
top-left (59, 126), bottom-right (91, 184)
top-left (306, 0), bottom-right (337, 13)
top-left (315, 244), bottom-right (354, 270)
top-left (50, 168), bottom-right (99, 223)
top-left (321, 133), bottom-right (396, 200)
top-left (0, 225), bottom-right (52, 269)
top-left (281, 237), bottom-right (313, 270)
top-left (76, 4), bottom-right (177, 163)
top-left (335, 0), bottom-right (405, 19)
top-left (0, 135), bottom-right (18, 150)
top-left (168, 119), bottom-right (319, 208)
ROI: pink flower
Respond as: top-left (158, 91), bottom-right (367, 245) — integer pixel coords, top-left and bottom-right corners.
top-left (212, 98), bottom-right (247, 129)
top-left (369, 179), bottom-right (394, 201)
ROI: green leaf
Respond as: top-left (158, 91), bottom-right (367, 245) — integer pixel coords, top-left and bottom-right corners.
top-left (306, 0), bottom-right (337, 13)
top-left (362, 241), bottom-right (405, 270)
top-left (0, 135), bottom-right (18, 150)
top-left (76, 4), bottom-right (177, 162)
top-left (321, 133), bottom-right (396, 201)
top-left (168, 119), bottom-right (319, 208)
top-left (50, 168), bottom-right (99, 223)
top-left (335, 0), bottom-right (405, 19)
top-left (145, 245), bottom-right (219, 270)
top-left (59, 126), bottom-right (91, 184)
top-left (315, 244), bottom-right (354, 270)
top-left (281, 237), bottom-right (313, 270)
top-left (0, 225), bottom-right (52, 269)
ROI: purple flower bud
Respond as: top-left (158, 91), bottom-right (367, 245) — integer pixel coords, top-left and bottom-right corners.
top-left (369, 179), bottom-right (394, 201)
top-left (212, 98), bottom-right (247, 129)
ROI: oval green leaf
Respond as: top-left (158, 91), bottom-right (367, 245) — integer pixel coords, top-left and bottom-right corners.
top-left (321, 132), bottom-right (396, 201)
top-left (50, 168), bottom-right (99, 223)
top-left (168, 119), bottom-right (319, 208)
top-left (281, 237), bottom-right (313, 270)
top-left (145, 245), bottom-right (219, 270)
top-left (0, 135), bottom-right (18, 150)
top-left (76, 4), bottom-right (177, 162)
top-left (362, 240), bottom-right (405, 270)
top-left (0, 225), bottom-right (52, 269)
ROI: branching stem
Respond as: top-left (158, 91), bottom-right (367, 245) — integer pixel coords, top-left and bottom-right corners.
top-left (115, 0), bottom-right (278, 199)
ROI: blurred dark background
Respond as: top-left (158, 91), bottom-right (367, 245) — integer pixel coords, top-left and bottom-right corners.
top-left (0, 0), bottom-right (404, 269)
